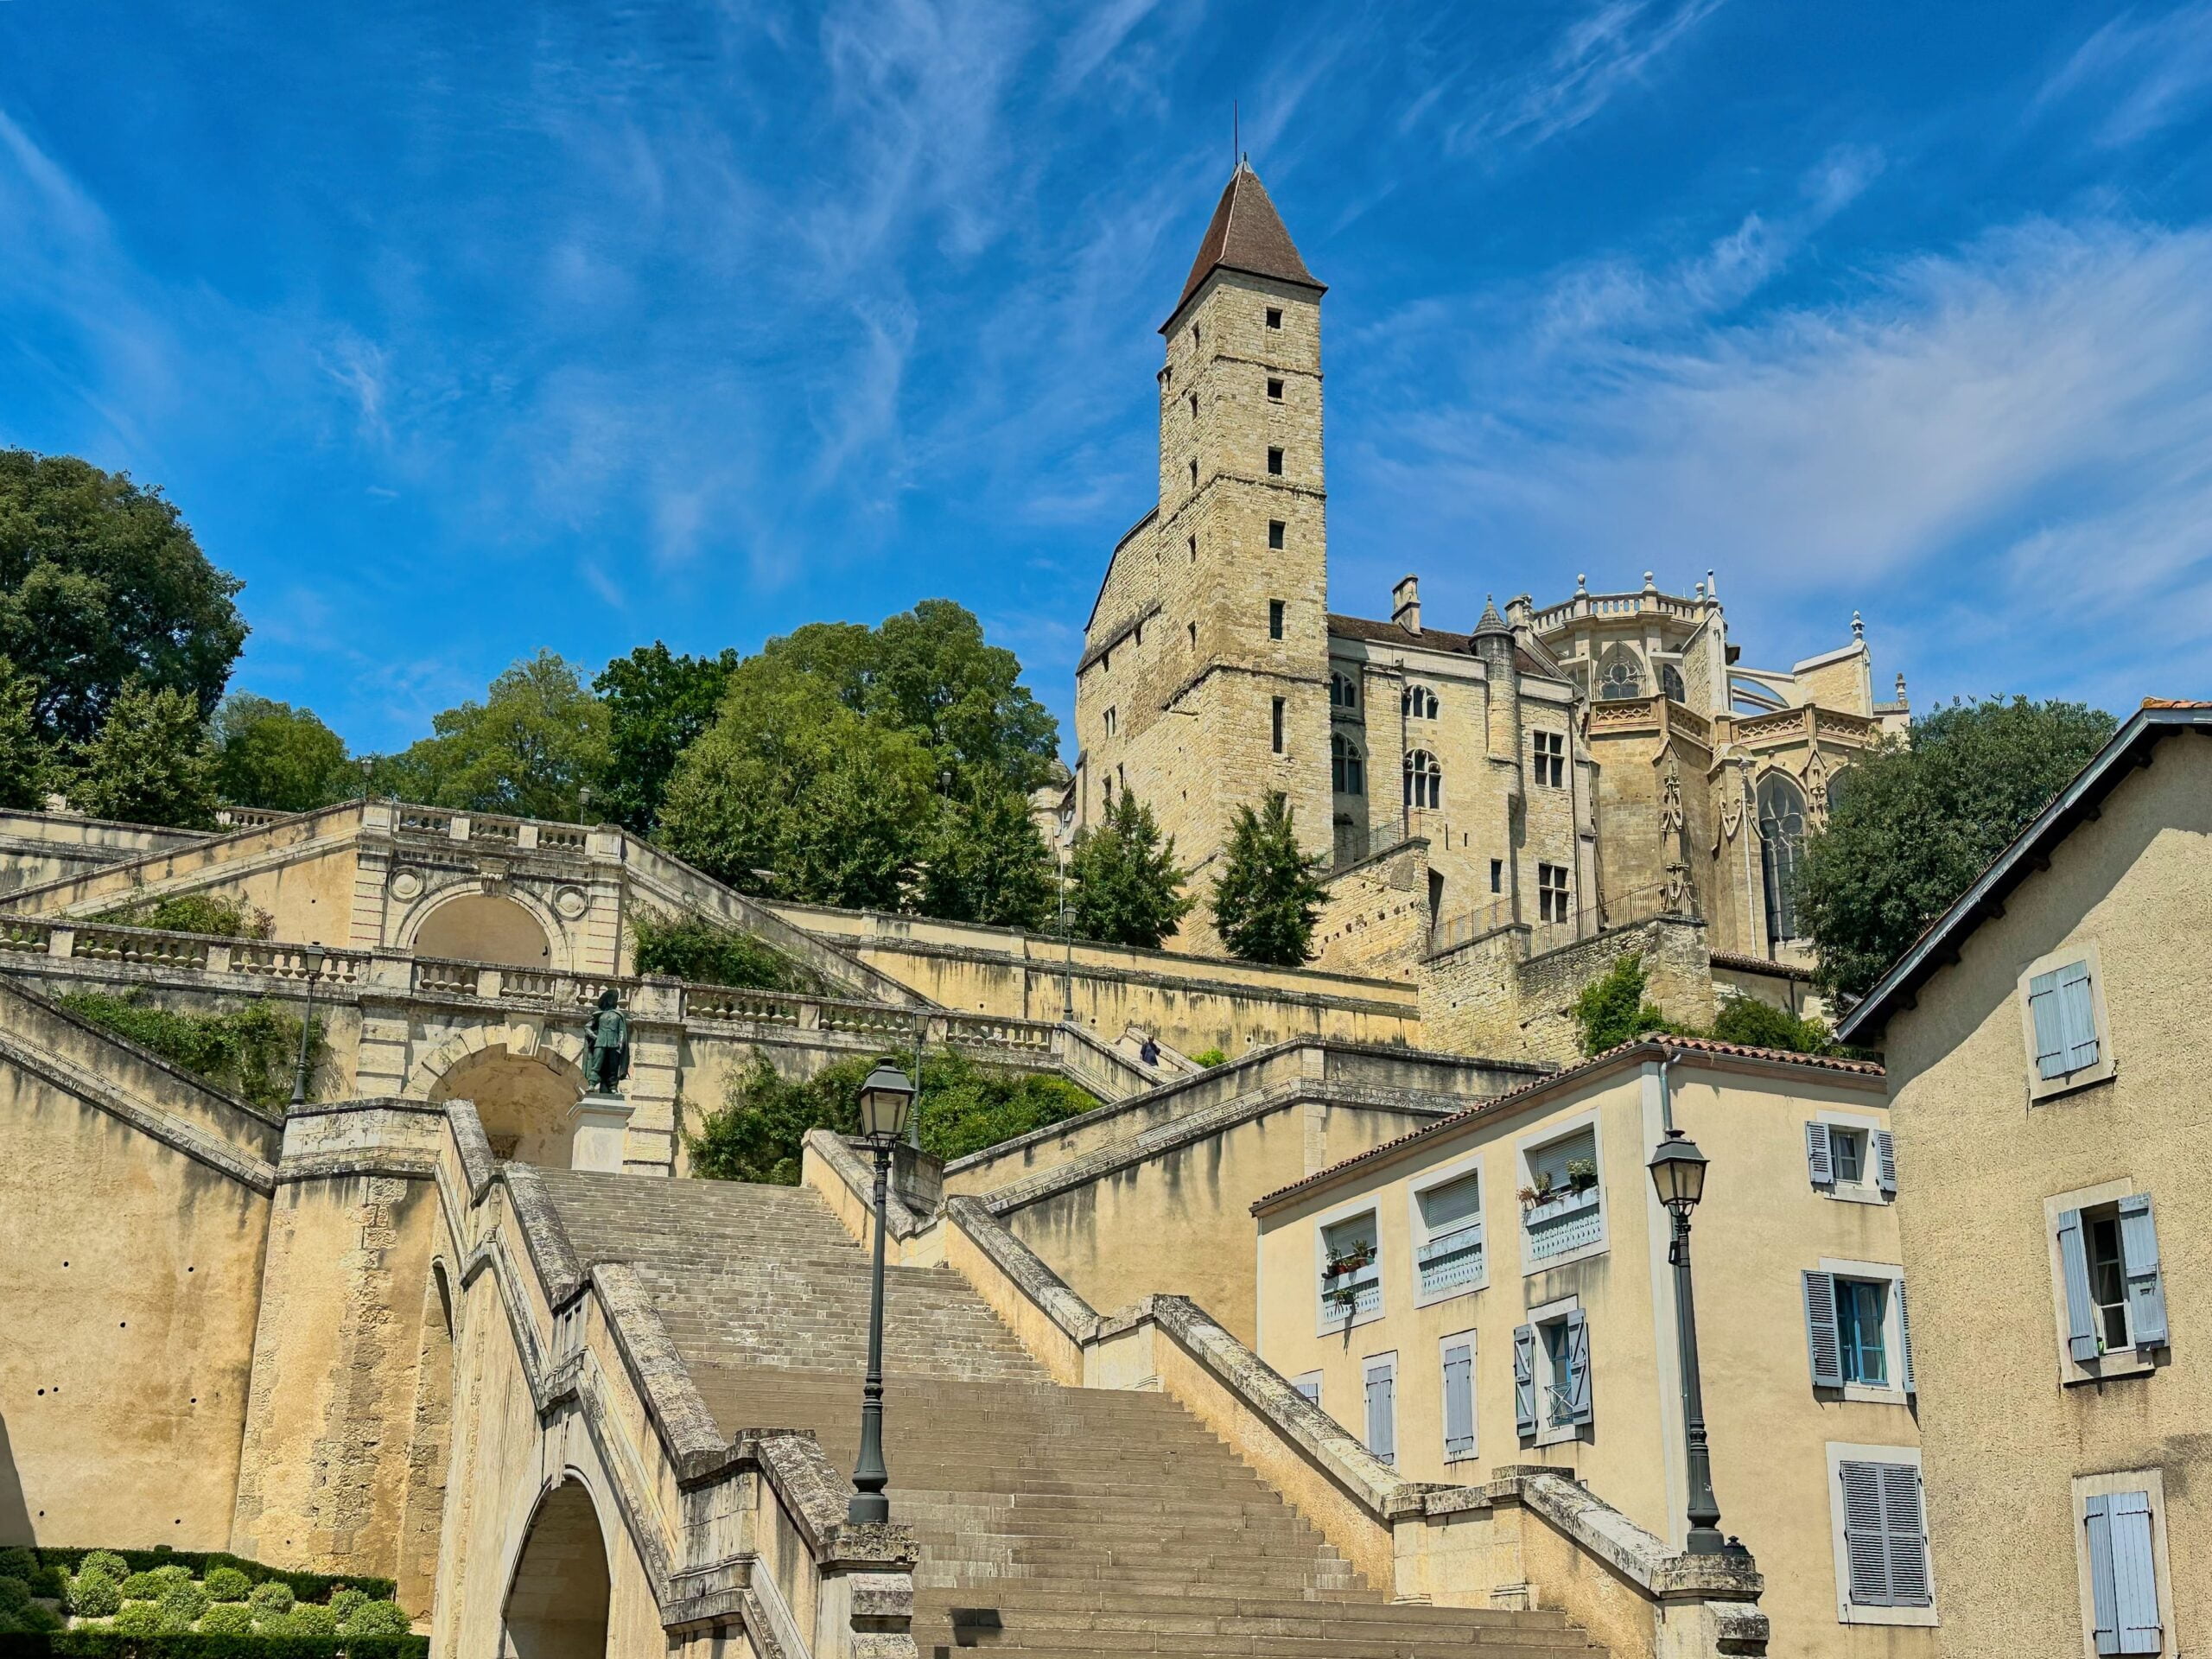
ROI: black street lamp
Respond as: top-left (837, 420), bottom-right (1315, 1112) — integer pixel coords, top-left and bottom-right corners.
top-left (849, 1062), bottom-right (917, 1526)
top-left (289, 944), bottom-right (326, 1109)
top-left (1649, 1126), bottom-right (1726, 1555)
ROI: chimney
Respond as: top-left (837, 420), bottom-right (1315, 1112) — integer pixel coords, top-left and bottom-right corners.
top-left (1391, 575), bottom-right (1421, 636)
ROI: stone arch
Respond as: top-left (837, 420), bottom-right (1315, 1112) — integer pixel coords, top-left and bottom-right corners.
top-left (1596, 643), bottom-right (1647, 700)
top-left (407, 885), bottom-right (562, 969)
top-left (411, 1026), bottom-right (590, 1166)
top-left (1755, 768), bottom-right (1808, 946)
top-left (500, 1476), bottom-right (612, 1659)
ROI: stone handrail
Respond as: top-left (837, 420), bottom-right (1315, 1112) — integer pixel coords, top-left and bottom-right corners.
top-left (802, 1128), bottom-right (930, 1257)
top-left (429, 1100), bottom-right (915, 1656)
top-left (937, 1197), bottom-right (1766, 1659)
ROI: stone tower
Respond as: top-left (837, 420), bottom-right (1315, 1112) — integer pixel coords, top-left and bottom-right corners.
top-left (1073, 162), bottom-right (1333, 918)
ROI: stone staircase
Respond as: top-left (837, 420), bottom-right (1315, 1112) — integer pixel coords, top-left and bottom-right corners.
top-left (535, 1172), bottom-right (1602, 1657)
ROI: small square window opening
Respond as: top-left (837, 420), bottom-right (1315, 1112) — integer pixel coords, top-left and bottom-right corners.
top-left (1268, 520), bottom-right (1286, 550)
top-left (1268, 377), bottom-right (1284, 400)
top-left (1267, 447), bottom-right (1284, 475)
top-left (1265, 307), bottom-right (1283, 328)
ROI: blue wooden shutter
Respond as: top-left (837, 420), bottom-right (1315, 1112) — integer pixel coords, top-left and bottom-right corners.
top-left (2057, 1209), bottom-right (2101, 1362)
top-left (2108, 1491), bottom-right (2162, 1655)
top-left (1896, 1279), bottom-right (1916, 1395)
top-left (2086, 1494), bottom-right (2120, 1654)
top-left (1840, 1461), bottom-right (1891, 1605)
top-left (1564, 1309), bottom-right (1593, 1425)
top-left (1805, 1122), bottom-right (1834, 1185)
top-left (2057, 961), bottom-right (2101, 1073)
top-left (1802, 1270), bottom-right (1843, 1387)
top-left (2029, 967), bottom-right (2068, 1077)
top-left (1880, 1463), bottom-right (1932, 1607)
top-left (1874, 1130), bottom-right (1897, 1196)
top-left (2117, 1195), bottom-right (2170, 1349)
top-left (1513, 1324), bottom-right (1535, 1437)
top-left (1442, 1341), bottom-right (1475, 1460)
top-left (1293, 1375), bottom-right (1322, 1407)
top-left (1363, 1359), bottom-right (1395, 1465)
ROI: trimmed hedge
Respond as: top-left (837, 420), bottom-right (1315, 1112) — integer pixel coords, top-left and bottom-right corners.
top-left (0, 1637), bottom-right (426, 1656)
top-left (22, 1554), bottom-right (390, 1607)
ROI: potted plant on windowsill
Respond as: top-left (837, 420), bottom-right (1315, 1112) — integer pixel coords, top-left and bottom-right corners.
top-left (1323, 1242), bottom-right (1376, 1315)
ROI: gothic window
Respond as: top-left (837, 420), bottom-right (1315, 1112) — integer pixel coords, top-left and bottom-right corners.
top-left (1403, 685), bottom-right (1440, 719)
top-left (1331, 672), bottom-right (1359, 709)
top-left (1405, 750), bottom-right (1441, 810)
top-left (1660, 663), bottom-right (1687, 703)
top-left (1758, 773), bottom-right (1808, 944)
top-left (1597, 645), bottom-right (1646, 700)
top-left (1332, 733), bottom-right (1366, 796)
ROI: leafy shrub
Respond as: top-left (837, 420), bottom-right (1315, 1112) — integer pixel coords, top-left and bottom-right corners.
top-left (118, 1573), bottom-right (161, 1600)
top-left (0, 1550), bottom-right (35, 1580)
top-left (0, 1577), bottom-right (29, 1612)
top-left (55, 989), bottom-right (326, 1109)
top-left (29, 1547), bottom-right (391, 1605)
top-left (631, 911), bottom-right (817, 995)
top-left (155, 1576), bottom-right (208, 1625)
top-left (343, 1600), bottom-right (412, 1637)
top-left (1708, 995), bottom-right (1840, 1056)
top-left (92, 892), bottom-right (274, 939)
top-left (247, 1580), bottom-right (296, 1619)
top-left (30, 1565), bottom-right (67, 1598)
top-left (287, 1601), bottom-right (339, 1635)
top-left (79, 1554), bottom-right (129, 1581)
top-left (327, 1589), bottom-right (368, 1622)
top-left (147, 1567), bottom-right (194, 1592)
top-left (67, 1570), bottom-right (121, 1618)
top-left (199, 1601), bottom-right (256, 1634)
top-left (1191, 1047), bottom-right (1226, 1068)
top-left (203, 1567), bottom-right (252, 1603)
top-left (111, 1601), bottom-right (164, 1637)
top-left (1571, 953), bottom-right (1682, 1056)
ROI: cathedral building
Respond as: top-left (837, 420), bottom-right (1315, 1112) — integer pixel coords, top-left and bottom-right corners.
top-left (1071, 162), bottom-right (1908, 976)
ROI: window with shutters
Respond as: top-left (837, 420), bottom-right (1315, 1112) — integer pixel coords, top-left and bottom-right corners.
top-left (1825, 1445), bottom-right (1936, 1625)
top-left (1317, 1211), bottom-right (1382, 1331)
top-left (2074, 1471), bottom-right (2173, 1656)
top-left (1803, 1262), bottom-right (1914, 1403)
top-left (1363, 1353), bottom-right (1397, 1466)
top-left (2019, 943), bottom-right (2115, 1099)
top-left (1521, 1121), bottom-right (1605, 1269)
top-left (1516, 1297), bottom-right (1592, 1446)
top-left (1409, 1164), bottom-right (1485, 1304)
top-left (2048, 1181), bottom-right (2169, 1383)
top-left (1440, 1334), bottom-right (1477, 1463)
top-left (1805, 1114), bottom-right (1897, 1205)
top-left (1292, 1371), bottom-right (1323, 1408)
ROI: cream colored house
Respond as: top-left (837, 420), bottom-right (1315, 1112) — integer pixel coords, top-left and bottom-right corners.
top-left (1838, 701), bottom-right (2212, 1659)
top-left (1251, 1037), bottom-right (1936, 1659)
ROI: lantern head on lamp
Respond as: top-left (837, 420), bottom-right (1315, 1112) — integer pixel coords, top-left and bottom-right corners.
top-left (1647, 1127), bottom-right (1708, 1219)
top-left (857, 1064), bottom-right (916, 1142)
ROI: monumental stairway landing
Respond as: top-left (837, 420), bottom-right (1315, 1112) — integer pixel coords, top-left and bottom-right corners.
top-left (531, 1169), bottom-right (1604, 1657)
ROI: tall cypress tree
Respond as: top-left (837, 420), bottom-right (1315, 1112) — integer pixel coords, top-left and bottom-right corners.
top-left (1211, 792), bottom-right (1329, 966)
top-left (1067, 791), bottom-right (1192, 950)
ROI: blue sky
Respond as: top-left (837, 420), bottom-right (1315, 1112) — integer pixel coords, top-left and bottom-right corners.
top-left (4, 1), bottom-right (2211, 753)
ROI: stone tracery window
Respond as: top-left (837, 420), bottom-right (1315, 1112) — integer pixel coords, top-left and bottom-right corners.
top-left (1331, 672), bottom-right (1359, 709)
top-left (1332, 732), bottom-right (1366, 796)
top-left (1660, 663), bottom-right (1687, 703)
top-left (1758, 772), bottom-right (1808, 944)
top-left (1404, 749), bottom-right (1441, 810)
top-left (1597, 645), bottom-right (1646, 701)
top-left (1403, 684), bottom-right (1440, 719)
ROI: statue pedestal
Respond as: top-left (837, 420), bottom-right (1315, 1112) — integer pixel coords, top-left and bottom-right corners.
top-left (568, 1091), bottom-right (633, 1173)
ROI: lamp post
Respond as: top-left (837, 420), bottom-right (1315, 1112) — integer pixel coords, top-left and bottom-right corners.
top-left (849, 1062), bottom-right (916, 1526)
top-left (289, 944), bottom-right (326, 1109)
top-left (1649, 1126), bottom-right (1726, 1555)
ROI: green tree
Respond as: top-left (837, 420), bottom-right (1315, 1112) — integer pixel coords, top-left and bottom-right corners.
top-left (383, 650), bottom-right (611, 821)
top-left (1799, 696), bottom-right (2115, 1000)
top-left (67, 681), bottom-right (219, 828)
top-left (1570, 952), bottom-right (1679, 1056)
top-left (1211, 792), bottom-right (1329, 965)
top-left (58, 989), bottom-right (327, 1109)
top-left (1708, 995), bottom-right (1839, 1056)
top-left (1067, 791), bottom-right (1192, 950)
top-left (594, 642), bottom-right (740, 833)
top-left (212, 694), bottom-right (352, 812)
top-left (918, 785), bottom-right (1057, 930)
top-left (658, 673), bottom-right (937, 909)
top-left (630, 911), bottom-right (817, 994)
top-left (0, 660), bottom-right (53, 810)
top-left (685, 1047), bottom-right (1092, 1185)
top-left (0, 450), bottom-right (246, 742)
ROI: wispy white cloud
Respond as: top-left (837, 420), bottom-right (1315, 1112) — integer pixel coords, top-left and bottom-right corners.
top-left (1441, 0), bottom-right (1726, 153)
top-left (2037, 2), bottom-right (2212, 147)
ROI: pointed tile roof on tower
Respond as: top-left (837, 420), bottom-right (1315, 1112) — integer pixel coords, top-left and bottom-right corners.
top-left (1161, 161), bottom-right (1325, 332)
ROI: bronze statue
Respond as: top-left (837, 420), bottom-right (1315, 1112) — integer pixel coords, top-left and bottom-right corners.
top-left (582, 988), bottom-right (630, 1095)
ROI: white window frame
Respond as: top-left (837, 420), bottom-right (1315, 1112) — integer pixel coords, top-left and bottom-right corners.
top-left (1407, 1150), bottom-right (1488, 1307)
top-left (1528, 1293), bottom-right (1586, 1447)
top-left (2044, 1179), bottom-right (2159, 1386)
top-left (2072, 1469), bottom-right (2177, 1659)
top-left (1313, 1198), bottom-right (1386, 1337)
top-left (1818, 1257), bottom-right (1911, 1405)
top-left (1824, 1443), bottom-right (1938, 1627)
top-left (1291, 1370), bottom-right (1324, 1409)
top-left (2018, 939), bottom-right (2116, 1102)
top-left (1362, 1351), bottom-right (1398, 1467)
top-left (1439, 1329), bottom-right (1478, 1466)
top-left (1518, 1109), bottom-right (1608, 1274)
top-left (1810, 1110), bottom-right (1891, 1207)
